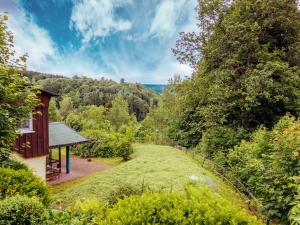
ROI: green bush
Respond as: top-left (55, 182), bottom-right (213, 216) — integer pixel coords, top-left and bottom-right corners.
top-left (102, 186), bottom-right (260, 224)
top-left (45, 199), bottom-right (105, 224)
top-left (115, 141), bottom-right (133, 161)
top-left (0, 195), bottom-right (48, 225)
top-left (0, 159), bottom-right (28, 170)
top-left (106, 183), bottom-right (147, 206)
top-left (197, 126), bottom-right (249, 159)
top-left (0, 167), bottom-right (50, 205)
top-left (228, 115), bottom-right (300, 222)
top-left (73, 129), bottom-right (133, 161)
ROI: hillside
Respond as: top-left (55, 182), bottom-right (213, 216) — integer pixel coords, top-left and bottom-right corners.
top-left (51, 144), bottom-right (248, 210)
top-left (24, 71), bottom-right (159, 121)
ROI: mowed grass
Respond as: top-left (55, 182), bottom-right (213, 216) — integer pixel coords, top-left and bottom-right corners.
top-left (51, 144), bottom-right (247, 208)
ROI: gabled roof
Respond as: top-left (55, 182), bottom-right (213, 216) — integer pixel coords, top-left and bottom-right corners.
top-left (49, 122), bottom-right (88, 148)
top-left (41, 89), bottom-right (59, 97)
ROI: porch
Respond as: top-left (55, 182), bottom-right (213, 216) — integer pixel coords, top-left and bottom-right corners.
top-left (47, 153), bottom-right (113, 185)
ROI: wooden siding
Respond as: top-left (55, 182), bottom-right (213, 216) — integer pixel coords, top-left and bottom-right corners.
top-left (14, 93), bottom-right (51, 158)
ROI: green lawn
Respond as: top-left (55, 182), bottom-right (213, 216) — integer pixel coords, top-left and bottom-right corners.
top-left (51, 144), bottom-right (247, 208)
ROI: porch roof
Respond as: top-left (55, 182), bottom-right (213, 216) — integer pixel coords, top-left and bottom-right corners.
top-left (49, 122), bottom-right (88, 148)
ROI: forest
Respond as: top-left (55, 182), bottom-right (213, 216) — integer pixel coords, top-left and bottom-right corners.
top-left (0, 0), bottom-right (300, 224)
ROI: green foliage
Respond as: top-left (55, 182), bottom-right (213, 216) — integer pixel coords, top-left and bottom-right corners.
top-left (102, 186), bottom-right (260, 225)
top-left (26, 72), bottom-right (159, 121)
top-left (0, 65), bottom-right (38, 165)
top-left (168, 0), bottom-right (300, 147)
top-left (73, 130), bottom-right (133, 161)
top-left (107, 94), bottom-right (136, 131)
top-left (228, 115), bottom-right (300, 222)
top-left (0, 15), bottom-right (38, 165)
top-left (136, 77), bottom-right (184, 145)
top-left (197, 126), bottom-right (249, 159)
top-left (0, 168), bottom-right (50, 205)
top-left (106, 183), bottom-right (146, 206)
top-left (48, 98), bottom-right (62, 122)
top-left (289, 186), bottom-right (300, 225)
top-left (59, 96), bottom-right (73, 120)
top-left (0, 195), bottom-right (48, 225)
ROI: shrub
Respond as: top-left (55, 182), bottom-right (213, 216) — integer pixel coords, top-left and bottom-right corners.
top-left (106, 183), bottom-right (147, 206)
top-left (0, 167), bottom-right (50, 205)
top-left (0, 195), bottom-right (48, 225)
top-left (115, 141), bottom-right (133, 161)
top-left (73, 129), bottom-right (133, 161)
top-left (289, 186), bottom-right (300, 225)
top-left (0, 159), bottom-right (28, 170)
top-left (197, 126), bottom-right (249, 159)
top-left (102, 186), bottom-right (260, 224)
top-left (228, 115), bottom-right (300, 222)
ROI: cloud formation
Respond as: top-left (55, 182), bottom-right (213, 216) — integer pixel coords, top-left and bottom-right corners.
top-left (70, 0), bottom-right (132, 43)
top-left (149, 0), bottom-right (187, 39)
top-left (0, 0), bottom-right (198, 83)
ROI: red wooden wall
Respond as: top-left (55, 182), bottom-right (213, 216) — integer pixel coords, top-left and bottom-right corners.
top-left (14, 92), bottom-right (52, 158)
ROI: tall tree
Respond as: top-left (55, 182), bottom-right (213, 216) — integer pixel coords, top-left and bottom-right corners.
top-left (48, 98), bottom-right (62, 122)
top-left (59, 96), bottom-right (73, 120)
top-left (0, 14), bottom-right (37, 163)
top-left (107, 94), bottom-right (136, 131)
top-left (171, 0), bottom-right (300, 147)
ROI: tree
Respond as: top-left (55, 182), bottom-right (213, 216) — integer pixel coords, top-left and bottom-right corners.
top-left (0, 14), bottom-right (38, 164)
top-left (107, 94), bottom-right (136, 131)
top-left (170, 0), bottom-right (300, 147)
top-left (0, 14), bottom-right (27, 67)
top-left (48, 98), bottom-right (62, 122)
top-left (59, 96), bottom-right (73, 120)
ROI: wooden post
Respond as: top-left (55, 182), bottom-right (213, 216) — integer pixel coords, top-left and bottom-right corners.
top-left (58, 146), bottom-right (61, 173)
top-left (66, 145), bottom-right (70, 174)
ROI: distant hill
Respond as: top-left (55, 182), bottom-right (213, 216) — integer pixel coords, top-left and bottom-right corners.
top-left (24, 71), bottom-right (159, 121)
top-left (143, 84), bottom-right (166, 94)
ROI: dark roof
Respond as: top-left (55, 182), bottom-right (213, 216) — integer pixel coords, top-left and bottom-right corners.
top-left (49, 122), bottom-right (88, 148)
top-left (41, 89), bottom-right (59, 97)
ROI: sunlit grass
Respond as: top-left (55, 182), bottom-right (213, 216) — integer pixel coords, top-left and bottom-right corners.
top-left (51, 144), bottom-right (248, 210)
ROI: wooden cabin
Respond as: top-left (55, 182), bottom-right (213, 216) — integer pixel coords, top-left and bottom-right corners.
top-left (13, 89), bottom-right (87, 180)
top-left (13, 90), bottom-right (58, 179)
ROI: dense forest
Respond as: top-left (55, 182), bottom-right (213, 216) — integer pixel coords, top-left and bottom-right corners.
top-left (1, 0), bottom-right (300, 224)
top-left (25, 71), bottom-right (159, 121)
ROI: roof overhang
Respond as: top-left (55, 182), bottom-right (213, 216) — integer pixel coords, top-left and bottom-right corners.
top-left (49, 122), bottom-right (88, 148)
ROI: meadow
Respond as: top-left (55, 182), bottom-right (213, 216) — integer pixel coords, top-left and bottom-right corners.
top-left (51, 144), bottom-right (247, 209)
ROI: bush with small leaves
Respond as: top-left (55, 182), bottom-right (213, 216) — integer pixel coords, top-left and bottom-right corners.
top-left (0, 167), bottom-right (50, 205)
top-left (102, 186), bottom-right (261, 224)
top-left (0, 195), bottom-right (48, 225)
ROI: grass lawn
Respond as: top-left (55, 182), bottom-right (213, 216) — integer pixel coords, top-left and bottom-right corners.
top-left (51, 144), bottom-right (248, 208)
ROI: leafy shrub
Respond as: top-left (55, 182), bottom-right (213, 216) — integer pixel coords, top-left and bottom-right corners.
top-left (106, 183), bottom-right (147, 206)
top-left (0, 167), bottom-right (50, 205)
top-left (0, 195), bottom-right (48, 225)
top-left (102, 186), bottom-right (260, 224)
top-left (115, 141), bottom-right (133, 161)
top-left (45, 209), bottom-right (99, 225)
top-left (73, 129), bottom-right (133, 161)
top-left (228, 115), bottom-right (300, 222)
top-left (288, 185), bottom-right (300, 225)
top-left (197, 126), bottom-right (249, 159)
top-left (0, 159), bottom-right (28, 170)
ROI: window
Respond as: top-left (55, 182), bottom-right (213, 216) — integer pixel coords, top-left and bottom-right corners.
top-left (19, 114), bottom-right (34, 133)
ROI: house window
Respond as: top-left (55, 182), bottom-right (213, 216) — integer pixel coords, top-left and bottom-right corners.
top-left (19, 114), bottom-right (34, 133)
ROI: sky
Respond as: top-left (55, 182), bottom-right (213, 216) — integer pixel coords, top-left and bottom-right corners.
top-left (0, 0), bottom-right (198, 84)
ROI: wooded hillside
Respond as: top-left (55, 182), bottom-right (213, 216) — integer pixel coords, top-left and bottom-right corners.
top-left (24, 71), bottom-right (159, 121)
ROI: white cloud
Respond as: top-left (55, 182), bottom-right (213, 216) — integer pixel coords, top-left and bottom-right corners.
top-left (70, 0), bottom-right (132, 43)
top-left (149, 0), bottom-right (187, 39)
top-left (2, 1), bottom-right (105, 78)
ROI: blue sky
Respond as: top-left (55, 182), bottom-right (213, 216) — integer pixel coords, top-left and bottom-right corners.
top-left (0, 0), bottom-right (197, 83)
